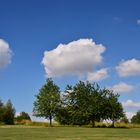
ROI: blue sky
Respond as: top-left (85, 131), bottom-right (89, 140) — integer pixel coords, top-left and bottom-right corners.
top-left (0, 0), bottom-right (140, 119)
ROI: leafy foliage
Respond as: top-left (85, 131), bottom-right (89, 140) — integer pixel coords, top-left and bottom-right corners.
top-left (131, 110), bottom-right (140, 124)
top-left (120, 115), bottom-right (129, 124)
top-left (0, 99), bottom-right (4, 123)
top-left (33, 79), bottom-right (124, 127)
top-left (33, 78), bottom-right (61, 126)
top-left (56, 81), bottom-right (124, 127)
top-left (103, 89), bottom-right (124, 127)
top-left (15, 112), bottom-right (31, 122)
top-left (0, 100), bottom-right (15, 125)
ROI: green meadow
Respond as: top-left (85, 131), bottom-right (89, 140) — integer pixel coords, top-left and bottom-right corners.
top-left (0, 127), bottom-right (140, 140)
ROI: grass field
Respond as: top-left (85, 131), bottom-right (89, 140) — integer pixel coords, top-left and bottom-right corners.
top-left (0, 127), bottom-right (140, 140)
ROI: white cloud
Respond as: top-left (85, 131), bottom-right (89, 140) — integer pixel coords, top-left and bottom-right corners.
top-left (125, 112), bottom-right (135, 120)
top-left (15, 112), bottom-right (20, 117)
top-left (111, 82), bottom-right (134, 93)
top-left (87, 68), bottom-right (108, 82)
top-left (137, 19), bottom-right (140, 25)
top-left (116, 59), bottom-right (140, 77)
top-left (122, 100), bottom-right (140, 108)
top-left (0, 39), bottom-right (12, 69)
top-left (42, 39), bottom-right (106, 77)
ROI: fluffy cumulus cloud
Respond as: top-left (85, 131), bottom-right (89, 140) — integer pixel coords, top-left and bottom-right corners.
top-left (111, 82), bottom-right (134, 93)
top-left (0, 39), bottom-right (12, 69)
top-left (122, 100), bottom-right (140, 108)
top-left (42, 39), bottom-right (106, 77)
top-left (116, 59), bottom-right (140, 77)
top-left (137, 19), bottom-right (140, 25)
top-left (87, 68), bottom-right (108, 82)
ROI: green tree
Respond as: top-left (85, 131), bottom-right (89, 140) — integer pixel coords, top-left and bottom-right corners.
top-left (3, 100), bottom-right (15, 125)
top-left (55, 106), bottom-right (72, 125)
top-left (61, 81), bottom-right (104, 127)
top-left (61, 83), bottom-right (91, 126)
top-left (104, 90), bottom-right (124, 127)
top-left (0, 99), bottom-right (4, 123)
top-left (56, 81), bottom-right (124, 127)
top-left (120, 115), bottom-right (129, 124)
top-left (0, 99), bottom-right (3, 106)
top-left (87, 83), bottom-right (105, 127)
top-left (15, 112), bottom-right (31, 122)
top-left (131, 110), bottom-right (140, 124)
top-left (33, 78), bottom-right (60, 126)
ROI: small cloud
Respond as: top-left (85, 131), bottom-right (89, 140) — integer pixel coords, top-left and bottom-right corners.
top-left (15, 112), bottom-right (20, 117)
top-left (125, 112), bottom-right (136, 120)
top-left (116, 58), bottom-right (140, 77)
top-left (122, 100), bottom-right (140, 108)
top-left (137, 19), bottom-right (140, 25)
top-left (0, 39), bottom-right (12, 69)
top-left (87, 68), bottom-right (108, 82)
top-left (111, 82), bottom-right (134, 93)
top-left (42, 38), bottom-right (106, 77)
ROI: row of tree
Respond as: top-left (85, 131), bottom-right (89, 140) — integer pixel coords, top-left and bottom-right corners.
top-left (1, 78), bottom-right (140, 126)
top-left (0, 99), bottom-right (15, 124)
top-left (15, 112), bottom-right (31, 123)
top-left (33, 78), bottom-right (124, 127)
top-left (131, 110), bottom-right (140, 124)
top-left (0, 99), bottom-right (31, 125)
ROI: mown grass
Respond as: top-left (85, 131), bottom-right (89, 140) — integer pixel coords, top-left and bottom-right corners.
top-left (13, 120), bottom-right (140, 128)
top-left (0, 126), bottom-right (140, 140)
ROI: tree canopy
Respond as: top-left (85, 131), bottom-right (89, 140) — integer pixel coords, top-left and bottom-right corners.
top-left (102, 89), bottom-right (124, 127)
top-left (56, 81), bottom-right (124, 127)
top-left (33, 78), bottom-right (61, 126)
top-left (131, 110), bottom-right (140, 124)
top-left (0, 99), bottom-right (15, 125)
top-left (15, 112), bottom-right (31, 122)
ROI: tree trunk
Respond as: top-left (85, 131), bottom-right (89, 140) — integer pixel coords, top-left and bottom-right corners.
top-left (111, 120), bottom-right (115, 128)
top-left (49, 115), bottom-right (52, 127)
top-left (91, 119), bottom-right (95, 127)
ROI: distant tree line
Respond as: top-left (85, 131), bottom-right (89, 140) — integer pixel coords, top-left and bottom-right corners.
top-left (33, 78), bottom-right (124, 127)
top-left (15, 112), bottom-right (31, 123)
top-left (0, 99), bottom-right (31, 125)
top-left (131, 110), bottom-right (140, 124)
top-left (0, 99), bottom-right (15, 124)
top-left (120, 110), bottom-right (140, 124)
